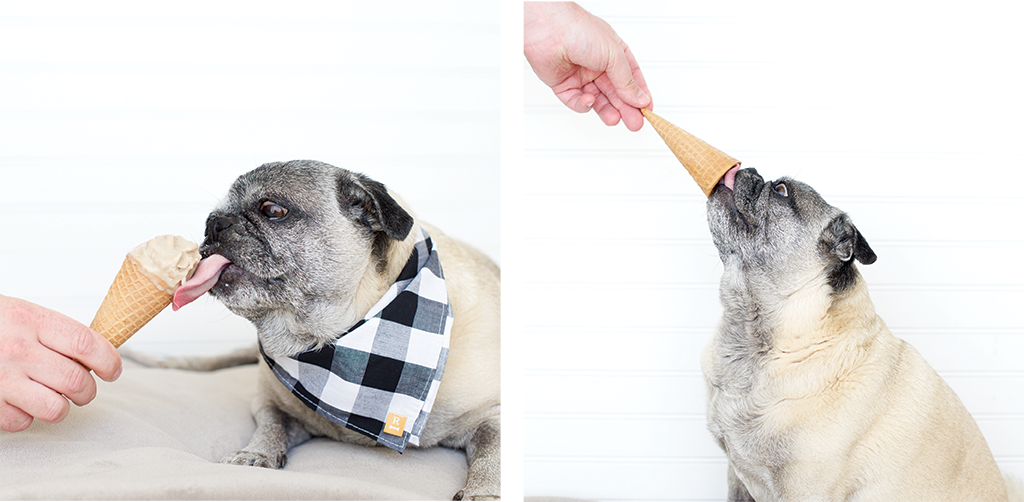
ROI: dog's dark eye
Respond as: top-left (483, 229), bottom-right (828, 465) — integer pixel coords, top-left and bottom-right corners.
top-left (260, 201), bottom-right (288, 220)
top-left (774, 183), bottom-right (789, 197)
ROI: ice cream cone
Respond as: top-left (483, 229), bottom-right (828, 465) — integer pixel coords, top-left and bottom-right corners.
top-left (642, 108), bottom-right (740, 197)
top-left (90, 255), bottom-right (174, 348)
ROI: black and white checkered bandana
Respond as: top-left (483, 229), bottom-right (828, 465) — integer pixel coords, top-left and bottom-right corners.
top-left (259, 226), bottom-right (451, 452)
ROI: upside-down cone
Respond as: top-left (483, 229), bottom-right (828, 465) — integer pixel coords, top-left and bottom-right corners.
top-left (89, 255), bottom-right (173, 348)
top-left (642, 108), bottom-right (740, 197)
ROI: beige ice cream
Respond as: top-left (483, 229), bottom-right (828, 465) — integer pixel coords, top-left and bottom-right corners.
top-left (127, 235), bottom-right (201, 293)
top-left (90, 235), bottom-right (201, 348)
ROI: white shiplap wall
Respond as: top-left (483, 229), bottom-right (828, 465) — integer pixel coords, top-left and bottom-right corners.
top-left (521, 1), bottom-right (1024, 501)
top-left (0, 1), bottom-right (499, 357)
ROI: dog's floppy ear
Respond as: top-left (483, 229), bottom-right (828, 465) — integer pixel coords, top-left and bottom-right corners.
top-left (821, 214), bottom-right (877, 265)
top-left (337, 172), bottom-right (414, 241)
top-left (820, 214), bottom-right (876, 293)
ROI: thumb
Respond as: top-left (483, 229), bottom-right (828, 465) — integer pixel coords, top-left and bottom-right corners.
top-left (603, 46), bottom-right (649, 109)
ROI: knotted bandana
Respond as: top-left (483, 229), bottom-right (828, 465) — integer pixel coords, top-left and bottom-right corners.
top-left (260, 226), bottom-right (452, 452)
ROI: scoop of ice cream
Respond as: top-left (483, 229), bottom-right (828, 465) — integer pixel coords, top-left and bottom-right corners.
top-left (128, 235), bottom-right (201, 294)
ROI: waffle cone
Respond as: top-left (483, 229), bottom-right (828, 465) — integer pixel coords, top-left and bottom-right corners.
top-left (90, 255), bottom-right (173, 348)
top-left (642, 108), bottom-right (740, 197)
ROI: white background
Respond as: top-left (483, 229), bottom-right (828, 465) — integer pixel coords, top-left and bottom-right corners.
top-left (518, 1), bottom-right (1024, 501)
top-left (0, 1), bottom-right (499, 357)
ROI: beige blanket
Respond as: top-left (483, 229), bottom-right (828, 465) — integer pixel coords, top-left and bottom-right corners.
top-left (0, 361), bottom-right (467, 500)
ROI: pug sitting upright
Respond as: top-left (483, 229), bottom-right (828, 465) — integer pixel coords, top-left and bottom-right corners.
top-left (173, 160), bottom-right (500, 501)
top-left (703, 167), bottom-right (1009, 501)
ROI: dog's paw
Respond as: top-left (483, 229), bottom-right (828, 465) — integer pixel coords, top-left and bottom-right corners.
top-left (220, 450), bottom-right (286, 469)
top-left (453, 491), bottom-right (499, 501)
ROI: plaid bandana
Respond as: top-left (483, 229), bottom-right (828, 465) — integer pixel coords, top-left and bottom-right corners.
top-left (259, 227), bottom-right (451, 452)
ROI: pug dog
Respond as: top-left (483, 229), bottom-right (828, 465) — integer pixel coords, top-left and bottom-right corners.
top-left (169, 160), bottom-right (500, 501)
top-left (703, 166), bottom-right (1010, 501)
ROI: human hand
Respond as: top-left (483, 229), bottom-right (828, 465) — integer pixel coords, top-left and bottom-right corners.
top-left (0, 295), bottom-right (122, 432)
top-left (524, 1), bottom-right (652, 131)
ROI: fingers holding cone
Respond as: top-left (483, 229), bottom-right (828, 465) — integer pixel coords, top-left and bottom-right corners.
top-left (641, 108), bottom-right (739, 197)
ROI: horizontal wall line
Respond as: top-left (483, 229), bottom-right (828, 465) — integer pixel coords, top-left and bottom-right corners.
top-left (522, 325), bottom-right (1024, 336)
top-left (525, 369), bottom-right (704, 378)
top-left (520, 192), bottom-right (1024, 205)
top-left (523, 282), bottom-right (717, 290)
top-left (521, 237), bottom-right (1024, 249)
top-left (512, 325), bottom-right (1024, 338)
top-left (565, 499), bottom-right (721, 502)
top-left (524, 326), bottom-right (712, 334)
top-left (525, 412), bottom-right (1024, 421)
top-left (525, 455), bottom-right (1024, 464)
top-left (525, 369), bottom-right (1024, 378)
top-left (525, 148), bottom-right (1024, 161)
top-left (893, 328), bottom-right (1024, 336)
top-left (560, 500), bottom-right (721, 502)
top-left (522, 282), bottom-right (1024, 292)
top-left (525, 412), bottom-right (707, 421)
top-left (526, 455), bottom-right (727, 465)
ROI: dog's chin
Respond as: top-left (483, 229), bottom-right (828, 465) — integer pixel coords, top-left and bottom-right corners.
top-left (257, 318), bottom-right (324, 358)
top-left (252, 303), bottom-right (356, 358)
top-left (210, 283), bottom-right (327, 358)
top-left (208, 263), bottom-right (282, 317)
top-left (210, 266), bottom-right (358, 358)
top-left (708, 182), bottom-right (752, 247)
top-left (708, 182), bottom-right (734, 207)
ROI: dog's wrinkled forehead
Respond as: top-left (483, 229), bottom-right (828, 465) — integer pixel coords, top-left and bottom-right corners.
top-left (774, 177), bottom-right (842, 225)
top-left (731, 170), bottom-right (843, 242)
top-left (221, 160), bottom-right (336, 213)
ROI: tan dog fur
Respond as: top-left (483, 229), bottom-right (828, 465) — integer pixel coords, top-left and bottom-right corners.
top-left (704, 168), bottom-right (1012, 501)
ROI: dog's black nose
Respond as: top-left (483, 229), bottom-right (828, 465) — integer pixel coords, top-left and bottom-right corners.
top-left (207, 215), bottom-right (234, 240)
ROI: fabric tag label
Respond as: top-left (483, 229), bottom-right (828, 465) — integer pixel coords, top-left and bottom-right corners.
top-left (384, 413), bottom-right (407, 437)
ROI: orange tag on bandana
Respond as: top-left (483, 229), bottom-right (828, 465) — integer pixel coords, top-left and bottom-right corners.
top-left (384, 413), bottom-right (407, 437)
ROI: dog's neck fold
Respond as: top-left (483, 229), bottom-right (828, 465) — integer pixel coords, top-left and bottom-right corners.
top-left (719, 264), bottom-right (882, 358)
top-left (352, 222), bottom-right (420, 321)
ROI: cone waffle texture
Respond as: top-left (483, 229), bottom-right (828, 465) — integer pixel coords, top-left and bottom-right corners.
top-left (90, 255), bottom-right (173, 348)
top-left (642, 108), bottom-right (740, 197)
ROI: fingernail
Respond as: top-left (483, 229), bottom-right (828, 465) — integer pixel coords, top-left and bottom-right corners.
top-left (636, 89), bottom-right (649, 105)
top-left (112, 365), bottom-right (123, 382)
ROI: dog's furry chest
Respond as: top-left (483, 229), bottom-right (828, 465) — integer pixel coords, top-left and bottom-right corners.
top-left (701, 301), bottom-right (866, 500)
top-left (704, 344), bottom-right (790, 500)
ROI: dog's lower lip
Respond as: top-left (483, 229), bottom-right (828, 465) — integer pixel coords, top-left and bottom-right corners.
top-left (218, 263), bottom-right (284, 285)
top-left (219, 263), bottom-right (245, 281)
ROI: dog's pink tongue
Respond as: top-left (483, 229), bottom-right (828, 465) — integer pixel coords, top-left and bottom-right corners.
top-left (720, 165), bottom-right (739, 191)
top-left (172, 254), bottom-right (231, 311)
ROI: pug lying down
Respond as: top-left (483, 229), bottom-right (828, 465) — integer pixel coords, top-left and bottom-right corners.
top-left (152, 161), bottom-right (500, 501)
top-left (703, 166), bottom-right (1018, 501)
